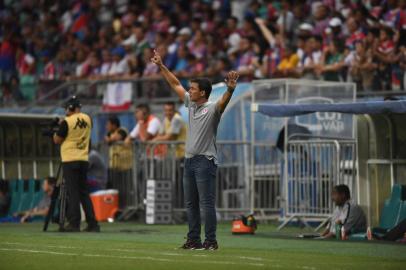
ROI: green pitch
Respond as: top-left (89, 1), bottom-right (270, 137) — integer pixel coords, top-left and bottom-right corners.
top-left (0, 222), bottom-right (405, 270)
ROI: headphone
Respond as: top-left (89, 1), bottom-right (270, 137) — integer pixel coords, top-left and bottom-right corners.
top-left (65, 96), bottom-right (82, 111)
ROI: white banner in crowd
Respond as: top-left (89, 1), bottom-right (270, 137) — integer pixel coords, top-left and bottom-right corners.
top-left (102, 82), bottom-right (132, 111)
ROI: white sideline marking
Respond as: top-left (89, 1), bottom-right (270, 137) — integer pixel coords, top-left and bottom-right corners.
top-left (239, 256), bottom-right (264, 261)
top-left (160, 252), bottom-right (182, 256)
top-left (82, 253), bottom-right (172, 262)
top-left (4, 242), bottom-right (273, 264)
top-left (0, 247), bottom-right (265, 267)
top-left (0, 248), bottom-right (76, 256)
top-left (5, 242), bottom-right (76, 249)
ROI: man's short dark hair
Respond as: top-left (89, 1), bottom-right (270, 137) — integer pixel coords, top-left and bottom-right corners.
top-left (108, 116), bottom-right (120, 128)
top-left (313, 34), bottom-right (323, 44)
top-left (46, 177), bottom-right (57, 186)
top-left (136, 103), bottom-right (150, 114)
top-left (229, 16), bottom-right (239, 24)
top-left (333, 184), bottom-right (351, 200)
top-left (165, 101), bottom-right (176, 108)
top-left (190, 78), bottom-right (212, 99)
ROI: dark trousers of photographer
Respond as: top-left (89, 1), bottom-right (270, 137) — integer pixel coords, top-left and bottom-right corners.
top-left (63, 161), bottom-right (97, 228)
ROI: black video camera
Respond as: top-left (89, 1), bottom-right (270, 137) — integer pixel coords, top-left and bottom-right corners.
top-left (40, 117), bottom-right (61, 137)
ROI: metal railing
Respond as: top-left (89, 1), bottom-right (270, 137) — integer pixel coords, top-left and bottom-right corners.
top-left (101, 140), bottom-right (282, 221)
top-left (277, 139), bottom-right (357, 229)
top-left (3, 76), bottom-right (404, 112)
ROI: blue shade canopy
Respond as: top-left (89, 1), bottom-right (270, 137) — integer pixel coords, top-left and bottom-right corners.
top-left (252, 100), bottom-right (406, 117)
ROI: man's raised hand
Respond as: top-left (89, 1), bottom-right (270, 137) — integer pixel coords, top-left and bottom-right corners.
top-left (225, 71), bottom-right (239, 91)
top-left (151, 50), bottom-right (163, 66)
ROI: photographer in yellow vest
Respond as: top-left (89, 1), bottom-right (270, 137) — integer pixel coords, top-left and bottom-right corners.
top-left (53, 96), bottom-right (99, 232)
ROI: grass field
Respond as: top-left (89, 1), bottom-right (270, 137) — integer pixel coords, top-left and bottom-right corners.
top-left (0, 222), bottom-right (405, 270)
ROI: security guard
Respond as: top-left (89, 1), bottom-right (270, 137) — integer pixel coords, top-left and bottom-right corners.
top-left (53, 96), bottom-right (99, 232)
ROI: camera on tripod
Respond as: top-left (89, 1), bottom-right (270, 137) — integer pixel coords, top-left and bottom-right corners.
top-left (40, 117), bottom-right (61, 137)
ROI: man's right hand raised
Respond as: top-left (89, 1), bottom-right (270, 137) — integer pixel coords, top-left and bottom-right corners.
top-left (150, 48), bottom-right (186, 101)
top-left (151, 50), bottom-right (163, 67)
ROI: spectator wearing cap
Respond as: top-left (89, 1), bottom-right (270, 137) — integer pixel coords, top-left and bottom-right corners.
top-left (298, 23), bottom-right (314, 39)
top-left (108, 46), bottom-right (130, 78)
top-left (325, 17), bottom-right (344, 45)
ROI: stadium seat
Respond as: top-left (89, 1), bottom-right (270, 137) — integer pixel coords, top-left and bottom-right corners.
top-left (7, 179), bottom-right (45, 216)
top-left (398, 201), bottom-right (406, 224)
top-left (349, 184), bottom-right (406, 240)
top-left (31, 179), bottom-right (44, 208)
top-left (18, 180), bottom-right (35, 212)
top-left (379, 184), bottom-right (403, 230)
top-left (20, 75), bottom-right (37, 101)
top-left (8, 179), bottom-right (22, 215)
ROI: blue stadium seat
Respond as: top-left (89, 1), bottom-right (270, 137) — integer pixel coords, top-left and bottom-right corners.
top-left (18, 180), bottom-right (34, 212)
top-left (31, 179), bottom-right (45, 208)
top-left (8, 179), bottom-right (21, 215)
top-left (349, 184), bottom-right (406, 240)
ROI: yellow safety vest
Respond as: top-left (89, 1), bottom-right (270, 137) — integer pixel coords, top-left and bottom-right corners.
top-left (164, 113), bottom-right (186, 158)
top-left (60, 112), bottom-right (92, 162)
top-left (107, 127), bottom-right (133, 170)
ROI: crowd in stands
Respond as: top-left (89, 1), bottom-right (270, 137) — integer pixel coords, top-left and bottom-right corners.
top-left (1, 0), bottom-right (406, 104)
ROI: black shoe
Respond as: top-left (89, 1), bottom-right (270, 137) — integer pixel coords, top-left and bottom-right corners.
top-left (202, 240), bottom-right (218, 250)
top-left (179, 239), bottom-right (203, 250)
top-left (60, 224), bottom-right (80, 232)
top-left (83, 224), bottom-right (100, 232)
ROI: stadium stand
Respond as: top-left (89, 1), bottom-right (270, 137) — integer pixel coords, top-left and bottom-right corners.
top-left (0, 0), bottom-right (405, 110)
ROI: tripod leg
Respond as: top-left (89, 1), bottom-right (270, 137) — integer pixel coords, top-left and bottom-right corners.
top-left (58, 177), bottom-right (67, 231)
top-left (43, 163), bottom-right (62, 232)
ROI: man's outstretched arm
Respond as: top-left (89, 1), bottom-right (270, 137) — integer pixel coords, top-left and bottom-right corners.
top-left (217, 71), bottom-right (239, 113)
top-left (151, 50), bottom-right (186, 102)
